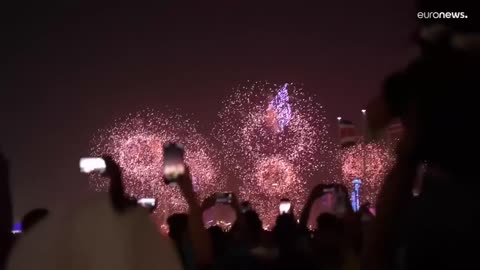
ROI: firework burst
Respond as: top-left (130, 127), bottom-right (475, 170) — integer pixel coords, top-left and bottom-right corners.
top-left (239, 155), bottom-right (306, 227)
top-left (215, 81), bottom-right (335, 227)
top-left (215, 82), bottom-right (333, 169)
top-left (90, 110), bottom-right (223, 221)
top-left (215, 81), bottom-right (335, 174)
top-left (338, 140), bottom-right (395, 203)
top-left (253, 156), bottom-right (300, 196)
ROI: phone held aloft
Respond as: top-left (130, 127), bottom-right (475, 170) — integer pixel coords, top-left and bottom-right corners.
top-left (216, 192), bottom-right (233, 204)
top-left (79, 157), bottom-right (106, 173)
top-left (137, 198), bottom-right (156, 213)
top-left (279, 198), bottom-right (291, 214)
top-left (138, 198), bottom-right (156, 208)
top-left (320, 185), bottom-right (348, 216)
top-left (163, 143), bottom-right (185, 185)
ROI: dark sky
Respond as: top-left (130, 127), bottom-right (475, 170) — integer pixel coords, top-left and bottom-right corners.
top-left (2, 1), bottom-right (417, 220)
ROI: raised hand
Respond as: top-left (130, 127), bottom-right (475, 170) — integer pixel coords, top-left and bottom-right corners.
top-left (102, 155), bottom-right (122, 179)
top-left (102, 155), bottom-right (135, 213)
top-left (175, 166), bottom-right (213, 267)
top-left (200, 194), bottom-right (217, 212)
top-left (177, 166), bottom-right (197, 205)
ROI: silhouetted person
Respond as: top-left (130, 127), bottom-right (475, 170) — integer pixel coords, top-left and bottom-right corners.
top-left (242, 210), bottom-right (264, 247)
top-left (364, 1), bottom-right (479, 269)
top-left (273, 214), bottom-right (297, 249)
top-left (272, 214), bottom-right (315, 270)
top-left (0, 151), bottom-right (13, 269)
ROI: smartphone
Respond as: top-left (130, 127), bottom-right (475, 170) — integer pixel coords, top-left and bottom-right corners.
top-left (79, 157), bottom-right (106, 173)
top-left (163, 143), bottom-right (185, 185)
top-left (138, 198), bottom-right (156, 208)
top-left (279, 198), bottom-right (291, 214)
top-left (323, 185), bottom-right (349, 216)
top-left (215, 192), bottom-right (233, 204)
top-left (323, 187), bottom-right (335, 193)
top-left (318, 192), bottom-right (336, 215)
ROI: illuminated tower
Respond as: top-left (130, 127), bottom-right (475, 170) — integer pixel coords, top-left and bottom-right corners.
top-left (351, 179), bottom-right (361, 211)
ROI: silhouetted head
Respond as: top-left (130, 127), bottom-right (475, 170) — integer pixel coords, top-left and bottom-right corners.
top-left (22, 208), bottom-right (49, 233)
top-left (382, 51), bottom-right (476, 175)
top-left (314, 213), bottom-right (344, 247)
top-left (208, 225), bottom-right (227, 256)
top-left (236, 210), bottom-right (263, 246)
top-left (244, 210), bottom-right (262, 234)
top-left (208, 225), bottom-right (224, 238)
top-left (313, 214), bottom-right (346, 267)
top-left (273, 213), bottom-right (297, 245)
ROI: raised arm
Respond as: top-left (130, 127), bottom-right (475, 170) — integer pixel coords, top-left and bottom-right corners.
top-left (103, 156), bottom-right (136, 213)
top-left (178, 168), bottom-right (213, 269)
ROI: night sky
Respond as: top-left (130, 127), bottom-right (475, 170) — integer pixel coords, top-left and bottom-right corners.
top-left (3, 1), bottom-right (417, 220)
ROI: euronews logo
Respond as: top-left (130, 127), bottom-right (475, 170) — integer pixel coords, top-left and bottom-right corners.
top-left (417, 12), bottom-right (468, 19)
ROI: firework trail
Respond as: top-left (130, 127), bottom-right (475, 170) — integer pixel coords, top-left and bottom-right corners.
top-left (338, 140), bottom-right (395, 204)
top-left (214, 81), bottom-right (335, 227)
top-left (90, 110), bottom-right (223, 221)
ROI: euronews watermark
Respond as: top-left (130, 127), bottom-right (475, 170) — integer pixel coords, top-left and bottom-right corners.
top-left (417, 12), bottom-right (468, 19)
